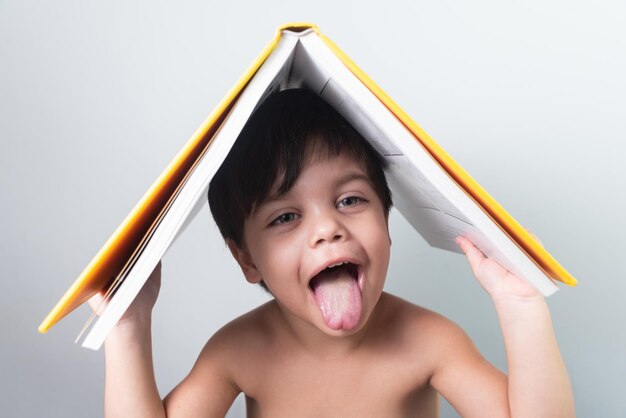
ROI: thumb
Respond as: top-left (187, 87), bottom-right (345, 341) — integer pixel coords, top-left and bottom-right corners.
top-left (87, 290), bottom-right (107, 314)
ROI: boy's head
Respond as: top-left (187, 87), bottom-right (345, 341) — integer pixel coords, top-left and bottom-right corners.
top-left (208, 88), bottom-right (392, 293)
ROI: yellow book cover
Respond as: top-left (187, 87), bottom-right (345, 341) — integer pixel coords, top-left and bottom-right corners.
top-left (39, 22), bottom-right (577, 337)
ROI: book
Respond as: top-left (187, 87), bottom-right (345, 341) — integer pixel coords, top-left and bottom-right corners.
top-left (38, 22), bottom-right (577, 350)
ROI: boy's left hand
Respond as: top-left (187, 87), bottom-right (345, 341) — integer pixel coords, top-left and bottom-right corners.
top-left (455, 235), bottom-right (542, 301)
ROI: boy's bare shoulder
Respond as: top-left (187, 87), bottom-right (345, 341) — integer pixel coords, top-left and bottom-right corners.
top-left (202, 300), bottom-right (277, 358)
top-left (382, 293), bottom-right (508, 414)
top-left (163, 302), bottom-right (275, 410)
top-left (370, 293), bottom-right (477, 376)
top-left (376, 292), bottom-right (470, 356)
top-left (162, 304), bottom-right (277, 415)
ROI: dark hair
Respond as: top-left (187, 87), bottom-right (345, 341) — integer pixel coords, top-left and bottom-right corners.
top-left (208, 88), bottom-right (392, 291)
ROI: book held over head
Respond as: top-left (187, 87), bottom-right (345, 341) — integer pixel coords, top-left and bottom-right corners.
top-left (38, 22), bottom-right (578, 351)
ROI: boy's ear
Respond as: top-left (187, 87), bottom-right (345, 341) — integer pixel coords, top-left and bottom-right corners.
top-left (226, 239), bottom-right (263, 284)
top-left (385, 211), bottom-right (392, 246)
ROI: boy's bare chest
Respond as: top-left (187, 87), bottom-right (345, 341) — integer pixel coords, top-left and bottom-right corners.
top-left (236, 350), bottom-right (438, 418)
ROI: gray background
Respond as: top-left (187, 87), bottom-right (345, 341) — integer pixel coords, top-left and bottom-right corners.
top-left (2, 1), bottom-right (624, 417)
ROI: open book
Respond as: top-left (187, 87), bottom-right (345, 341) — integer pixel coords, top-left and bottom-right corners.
top-left (39, 23), bottom-right (577, 350)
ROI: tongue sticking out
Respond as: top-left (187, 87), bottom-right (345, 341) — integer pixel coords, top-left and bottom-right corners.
top-left (310, 264), bottom-right (362, 330)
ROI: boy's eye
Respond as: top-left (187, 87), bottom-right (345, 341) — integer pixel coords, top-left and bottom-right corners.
top-left (271, 212), bottom-right (299, 226)
top-left (338, 196), bottom-right (363, 208)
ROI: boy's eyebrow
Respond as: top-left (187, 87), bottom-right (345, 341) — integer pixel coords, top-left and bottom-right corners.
top-left (332, 171), bottom-right (372, 189)
top-left (257, 171), bottom-right (371, 210)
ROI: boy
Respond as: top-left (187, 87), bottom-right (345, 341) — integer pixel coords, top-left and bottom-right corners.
top-left (92, 89), bottom-right (575, 417)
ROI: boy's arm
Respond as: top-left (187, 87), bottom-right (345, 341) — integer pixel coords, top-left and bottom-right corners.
top-left (103, 316), bottom-right (166, 418)
top-left (94, 263), bottom-right (240, 417)
top-left (434, 236), bottom-right (575, 418)
top-left (493, 292), bottom-right (574, 418)
top-left (90, 263), bottom-right (165, 418)
top-left (162, 331), bottom-right (241, 417)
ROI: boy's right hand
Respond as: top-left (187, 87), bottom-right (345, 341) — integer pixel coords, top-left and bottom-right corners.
top-left (87, 261), bottom-right (162, 325)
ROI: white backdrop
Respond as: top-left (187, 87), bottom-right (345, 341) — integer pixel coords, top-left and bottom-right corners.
top-left (1, 1), bottom-right (624, 416)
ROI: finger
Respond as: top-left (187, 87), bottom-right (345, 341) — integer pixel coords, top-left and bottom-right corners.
top-left (455, 236), bottom-right (487, 277)
top-left (87, 291), bottom-right (106, 312)
top-left (148, 261), bottom-right (162, 284)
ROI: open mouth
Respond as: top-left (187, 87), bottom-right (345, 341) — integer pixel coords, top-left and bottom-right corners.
top-left (309, 262), bottom-right (362, 292)
top-left (308, 261), bottom-right (364, 330)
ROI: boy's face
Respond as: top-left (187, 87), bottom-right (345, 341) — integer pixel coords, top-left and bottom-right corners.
top-left (228, 152), bottom-right (391, 337)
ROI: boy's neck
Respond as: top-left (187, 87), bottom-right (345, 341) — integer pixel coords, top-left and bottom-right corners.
top-left (270, 295), bottom-right (385, 359)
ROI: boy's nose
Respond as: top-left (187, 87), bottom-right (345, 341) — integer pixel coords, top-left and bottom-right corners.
top-left (309, 211), bottom-right (346, 248)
